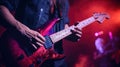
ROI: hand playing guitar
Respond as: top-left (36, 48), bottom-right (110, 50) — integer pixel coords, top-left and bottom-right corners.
top-left (65, 24), bottom-right (82, 42)
top-left (0, 5), bottom-right (46, 49)
top-left (16, 21), bottom-right (46, 49)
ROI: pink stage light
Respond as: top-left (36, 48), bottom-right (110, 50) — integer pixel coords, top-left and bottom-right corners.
top-left (95, 31), bottom-right (104, 37)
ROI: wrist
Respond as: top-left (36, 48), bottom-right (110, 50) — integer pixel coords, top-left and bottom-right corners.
top-left (15, 21), bottom-right (29, 31)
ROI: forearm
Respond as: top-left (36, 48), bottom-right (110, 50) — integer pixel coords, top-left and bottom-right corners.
top-left (0, 5), bottom-right (29, 30)
top-left (0, 5), bottom-right (45, 48)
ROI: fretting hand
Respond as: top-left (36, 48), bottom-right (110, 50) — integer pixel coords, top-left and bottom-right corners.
top-left (72, 26), bottom-right (82, 41)
top-left (65, 24), bottom-right (82, 42)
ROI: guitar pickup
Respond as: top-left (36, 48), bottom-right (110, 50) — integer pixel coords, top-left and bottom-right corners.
top-left (44, 36), bottom-right (53, 49)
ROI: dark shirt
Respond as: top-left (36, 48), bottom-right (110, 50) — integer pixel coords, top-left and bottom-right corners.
top-left (0, 0), bottom-right (69, 30)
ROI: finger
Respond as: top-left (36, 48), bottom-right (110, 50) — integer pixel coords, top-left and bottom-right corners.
top-left (34, 37), bottom-right (45, 45)
top-left (76, 34), bottom-right (82, 38)
top-left (36, 33), bottom-right (46, 41)
top-left (31, 30), bottom-right (45, 41)
top-left (72, 29), bottom-right (82, 34)
top-left (77, 39), bottom-right (80, 41)
top-left (36, 42), bottom-right (44, 47)
top-left (31, 43), bottom-right (37, 49)
top-left (76, 30), bottom-right (82, 34)
top-left (74, 27), bottom-right (82, 31)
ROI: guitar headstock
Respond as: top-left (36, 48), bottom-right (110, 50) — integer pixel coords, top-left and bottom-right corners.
top-left (93, 12), bottom-right (110, 23)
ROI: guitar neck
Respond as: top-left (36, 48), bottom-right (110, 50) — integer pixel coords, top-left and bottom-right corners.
top-left (76, 17), bottom-right (96, 28)
top-left (50, 16), bottom-right (96, 43)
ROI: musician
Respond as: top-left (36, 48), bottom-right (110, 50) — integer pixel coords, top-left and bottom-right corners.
top-left (0, 0), bottom-right (82, 67)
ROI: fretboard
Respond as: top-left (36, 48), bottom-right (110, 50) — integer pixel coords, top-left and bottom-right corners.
top-left (50, 16), bottom-right (96, 43)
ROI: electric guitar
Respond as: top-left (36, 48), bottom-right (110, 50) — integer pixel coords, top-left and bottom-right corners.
top-left (16, 12), bottom-right (110, 67)
top-left (42, 12), bottom-right (110, 49)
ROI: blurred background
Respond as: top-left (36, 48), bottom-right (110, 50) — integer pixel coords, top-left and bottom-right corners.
top-left (63, 0), bottom-right (120, 67)
top-left (0, 0), bottom-right (120, 67)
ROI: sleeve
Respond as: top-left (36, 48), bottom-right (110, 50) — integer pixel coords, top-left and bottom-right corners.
top-left (59, 0), bottom-right (70, 24)
top-left (0, 0), bottom-right (19, 12)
